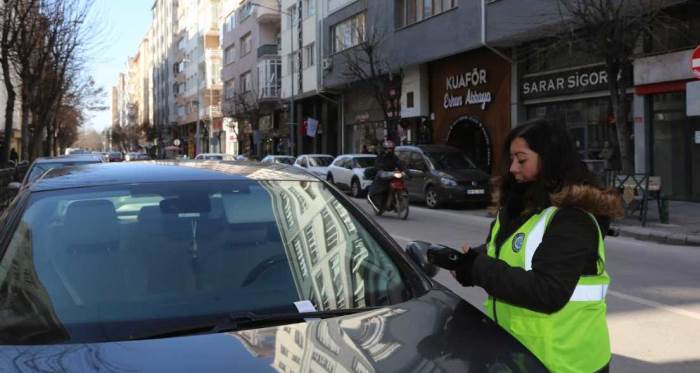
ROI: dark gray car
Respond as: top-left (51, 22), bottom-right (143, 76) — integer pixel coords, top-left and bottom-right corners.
top-left (0, 162), bottom-right (545, 372)
top-left (396, 145), bottom-right (491, 208)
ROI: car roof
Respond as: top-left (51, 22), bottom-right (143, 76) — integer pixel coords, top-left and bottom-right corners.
top-left (29, 161), bottom-right (318, 192)
top-left (299, 154), bottom-right (333, 158)
top-left (338, 154), bottom-right (376, 158)
top-left (32, 155), bottom-right (102, 163)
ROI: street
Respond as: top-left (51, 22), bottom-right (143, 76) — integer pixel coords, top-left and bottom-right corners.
top-left (348, 197), bottom-right (700, 373)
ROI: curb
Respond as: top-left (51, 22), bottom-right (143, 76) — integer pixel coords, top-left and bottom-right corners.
top-left (612, 225), bottom-right (700, 247)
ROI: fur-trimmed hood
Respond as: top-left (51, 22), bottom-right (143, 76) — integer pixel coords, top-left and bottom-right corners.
top-left (550, 184), bottom-right (624, 219)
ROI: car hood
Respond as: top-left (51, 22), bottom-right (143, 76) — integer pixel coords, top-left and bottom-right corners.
top-left (437, 169), bottom-right (490, 183)
top-left (0, 290), bottom-right (545, 372)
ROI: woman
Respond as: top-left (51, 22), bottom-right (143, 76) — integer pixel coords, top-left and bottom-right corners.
top-left (428, 119), bottom-right (623, 373)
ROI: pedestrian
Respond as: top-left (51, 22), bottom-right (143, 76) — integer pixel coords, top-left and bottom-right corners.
top-left (9, 148), bottom-right (18, 163)
top-left (428, 119), bottom-right (623, 373)
top-left (361, 144), bottom-right (369, 154)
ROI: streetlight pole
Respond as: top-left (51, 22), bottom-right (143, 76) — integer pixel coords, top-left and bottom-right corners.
top-left (251, 2), bottom-right (295, 155)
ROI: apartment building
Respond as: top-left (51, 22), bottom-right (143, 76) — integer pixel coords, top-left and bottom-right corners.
top-left (221, 0), bottom-right (282, 157)
top-left (151, 0), bottom-right (179, 151)
top-left (172, 0), bottom-right (224, 157)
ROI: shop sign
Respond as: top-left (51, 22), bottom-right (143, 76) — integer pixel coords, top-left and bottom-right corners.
top-left (692, 45), bottom-right (700, 79)
top-left (521, 65), bottom-right (609, 100)
top-left (443, 68), bottom-right (493, 110)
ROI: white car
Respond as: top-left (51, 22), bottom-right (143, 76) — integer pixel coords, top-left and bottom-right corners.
top-left (261, 155), bottom-right (296, 165)
top-left (293, 154), bottom-right (334, 178)
top-left (194, 153), bottom-right (234, 161)
top-left (327, 154), bottom-right (377, 197)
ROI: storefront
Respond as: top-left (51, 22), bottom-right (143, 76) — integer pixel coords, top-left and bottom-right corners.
top-left (634, 49), bottom-right (700, 201)
top-left (520, 63), bottom-right (623, 173)
top-left (429, 48), bottom-right (512, 174)
top-left (343, 83), bottom-right (387, 154)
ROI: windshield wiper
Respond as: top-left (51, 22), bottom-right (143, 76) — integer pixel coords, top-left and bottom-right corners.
top-left (133, 307), bottom-right (382, 340)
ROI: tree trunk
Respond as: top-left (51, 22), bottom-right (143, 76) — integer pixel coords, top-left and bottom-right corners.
top-left (20, 87), bottom-right (30, 161)
top-left (1, 57), bottom-right (15, 168)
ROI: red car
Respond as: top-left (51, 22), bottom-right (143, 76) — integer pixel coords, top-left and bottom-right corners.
top-left (108, 151), bottom-right (124, 162)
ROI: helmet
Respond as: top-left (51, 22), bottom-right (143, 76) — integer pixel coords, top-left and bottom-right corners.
top-left (383, 140), bottom-right (395, 150)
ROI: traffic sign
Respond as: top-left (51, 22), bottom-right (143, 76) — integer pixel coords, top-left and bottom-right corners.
top-left (692, 45), bottom-right (700, 79)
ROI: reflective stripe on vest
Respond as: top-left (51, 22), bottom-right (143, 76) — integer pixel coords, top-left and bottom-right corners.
top-left (525, 206), bottom-right (608, 302)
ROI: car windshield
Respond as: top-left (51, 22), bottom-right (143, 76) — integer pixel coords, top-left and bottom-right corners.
top-left (308, 157), bottom-right (333, 167)
top-left (425, 151), bottom-right (477, 171)
top-left (27, 161), bottom-right (100, 183)
top-left (354, 157), bottom-right (376, 168)
top-left (0, 179), bottom-right (413, 344)
top-left (276, 157), bottom-right (295, 165)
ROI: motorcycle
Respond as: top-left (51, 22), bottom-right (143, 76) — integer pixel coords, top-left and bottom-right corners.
top-left (367, 169), bottom-right (410, 220)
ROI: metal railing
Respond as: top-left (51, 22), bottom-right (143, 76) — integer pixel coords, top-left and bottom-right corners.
top-left (0, 163), bottom-right (29, 211)
top-left (257, 44), bottom-right (279, 58)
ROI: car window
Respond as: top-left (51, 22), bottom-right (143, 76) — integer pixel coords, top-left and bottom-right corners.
top-left (299, 157), bottom-right (308, 167)
top-left (396, 151), bottom-right (410, 166)
top-left (409, 153), bottom-right (428, 171)
top-left (308, 156), bottom-right (333, 167)
top-left (0, 180), bottom-right (413, 344)
top-left (276, 157), bottom-right (294, 165)
top-left (425, 151), bottom-right (477, 170)
top-left (354, 157), bottom-right (375, 168)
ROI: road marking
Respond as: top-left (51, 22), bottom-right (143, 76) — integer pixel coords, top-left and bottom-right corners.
top-left (608, 290), bottom-right (700, 321)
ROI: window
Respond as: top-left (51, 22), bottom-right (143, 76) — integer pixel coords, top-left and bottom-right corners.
top-left (224, 13), bottom-right (236, 32)
top-left (331, 13), bottom-right (366, 53)
top-left (258, 58), bottom-right (281, 98)
top-left (240, 1), bottom-right (254, 20)
top-left (224, 45), bottom-right (235, 64)
top-left (303, 0), bottom-right (315, 18)
top-left (286, 4), bottom-right (298, 30)
top-left (406, 91), bottom-right (414, 108)
top-left (241, 71), bottom-right (252, 92)
top-left (240, 33), bottom-right (252, 56)
top-left (395, 0), bottom-right (457, 28)
top-left (224, 79), bottom-right (235, 99)
top-left (304, 43), bottom-right (315, 69)
top-left (288, 51), bottom-right (300, 74)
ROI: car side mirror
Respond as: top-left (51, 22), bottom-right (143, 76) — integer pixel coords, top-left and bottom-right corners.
top-left (7, 182), bottom-right (21, 190)
top-left (406, 241), bottom-right (438, 277)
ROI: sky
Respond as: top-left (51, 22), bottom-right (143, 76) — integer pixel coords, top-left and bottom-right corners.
top-left (84, 1), bottom-right (154, 133)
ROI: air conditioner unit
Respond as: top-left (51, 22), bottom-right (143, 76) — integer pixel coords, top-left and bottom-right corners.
top-left (322, 58), bottom-right (333, 71)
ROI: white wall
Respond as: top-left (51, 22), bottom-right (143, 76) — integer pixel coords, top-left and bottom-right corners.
top-left (400, 65), bottom-right (429, 118)
top-left (634, 49), bottom-right (695, 85)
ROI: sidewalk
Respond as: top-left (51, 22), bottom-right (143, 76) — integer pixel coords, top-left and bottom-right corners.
top-left (611, 200), bottom-right (700, 246)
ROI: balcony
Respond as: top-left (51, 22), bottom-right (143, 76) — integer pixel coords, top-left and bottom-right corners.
top-left (257, 44), bottom-right (279, 58)
top-left (256, 4), bottom-right (281, 24)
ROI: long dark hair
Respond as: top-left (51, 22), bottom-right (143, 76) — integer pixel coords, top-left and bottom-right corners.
top-left (498, 119), bottom-right (599, 215)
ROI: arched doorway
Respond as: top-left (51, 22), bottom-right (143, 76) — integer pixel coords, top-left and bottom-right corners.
top-left (446, 116), bottom-right (492, 173)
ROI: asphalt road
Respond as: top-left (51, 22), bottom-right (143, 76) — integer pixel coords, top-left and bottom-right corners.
top-left (348, 196), bottom-right (700, 372)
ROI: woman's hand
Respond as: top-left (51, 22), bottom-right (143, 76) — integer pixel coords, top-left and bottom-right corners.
top-left (449, 244), bottom-right (471, 280)
top-left (461, 243), bottom-right (471, 254)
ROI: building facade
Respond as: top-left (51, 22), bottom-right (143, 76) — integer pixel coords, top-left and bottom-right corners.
top-left (151, 0), bottom-right (179, 152)
top-left (221, 0), bottom-right (282, 158)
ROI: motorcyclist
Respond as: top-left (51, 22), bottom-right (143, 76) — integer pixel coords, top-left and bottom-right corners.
top-left (368, 140), bottom-right (405, 211)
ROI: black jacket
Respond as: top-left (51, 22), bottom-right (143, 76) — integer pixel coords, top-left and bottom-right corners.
top-left (454, 185), bottom-right (620, 314)
top-left (369, 153), bottom-right (405, 196)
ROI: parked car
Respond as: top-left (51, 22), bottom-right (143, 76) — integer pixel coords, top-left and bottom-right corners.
top-left (0, 162), bottom-right (546, 372)
top-left (293, 154), bottom-right (334, 178)
top-left (7, 154), bottom-right (104, 190)
top-left (108, 151), bottom-right (124, 162)
top-left (125, 152), bottom-right (151, 161)
top-left (261, 155), bottom-right (296, 165)
top-left (195, 153), bottom-right (234, 161)
top-left (327, 154), bottom-right (377, 197)
top-left (395, 145), bottom-right (491, 208)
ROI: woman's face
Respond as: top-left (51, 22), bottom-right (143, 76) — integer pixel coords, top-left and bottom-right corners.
top-left (509, 137), bottom-right (540, 183)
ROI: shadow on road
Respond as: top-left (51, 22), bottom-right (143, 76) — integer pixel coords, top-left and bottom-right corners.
top-left (612, 355), bottom-right (700, 373)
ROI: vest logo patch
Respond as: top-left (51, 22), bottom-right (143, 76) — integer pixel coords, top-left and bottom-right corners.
top-left (513, 233), bottom-right (525, 253)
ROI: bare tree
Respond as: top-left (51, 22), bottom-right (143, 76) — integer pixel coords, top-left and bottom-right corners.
top-left (0, 0), bottom-right (38, 166)
top-left (224, 91), bottom-right (265, 155)
top-left (557, 0), bottom-right (680, 173)
top-left (342, 26), bottom-right (403, 144)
